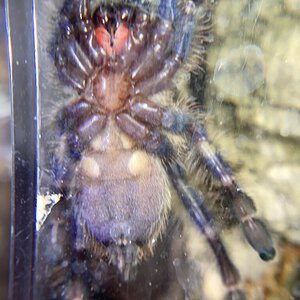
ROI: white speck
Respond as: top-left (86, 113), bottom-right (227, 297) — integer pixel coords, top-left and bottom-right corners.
top-left (36, 193), bottom-right (62, 231)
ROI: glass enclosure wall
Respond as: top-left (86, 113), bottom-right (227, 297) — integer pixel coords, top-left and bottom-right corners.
top-left (7, 0), bottom-right (300, 299)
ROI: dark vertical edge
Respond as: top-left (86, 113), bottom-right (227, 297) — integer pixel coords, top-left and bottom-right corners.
top-left (5, 0), bottom-right (37, 299)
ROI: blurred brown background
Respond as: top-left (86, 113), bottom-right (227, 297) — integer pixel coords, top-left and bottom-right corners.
top-left (0, 0), bottom-right (11, 299)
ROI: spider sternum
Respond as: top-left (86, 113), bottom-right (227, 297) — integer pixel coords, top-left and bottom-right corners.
top-left (92, 68), bottom-right (132, 112)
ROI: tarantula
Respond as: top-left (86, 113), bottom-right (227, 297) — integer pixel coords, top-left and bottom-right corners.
top-left (36, 0), bottom-right (275, 299)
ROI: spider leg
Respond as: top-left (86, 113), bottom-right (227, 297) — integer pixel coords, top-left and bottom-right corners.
top-left (57, 99), bottom-right (107, 159)
top-left (41, 99), bottom-right (106, 192)
top-left (189, 123), bottom-right (276, 261)
top-left (115, 115), bottom-right (245, 299)
top-left (129, 97), bottom-right (190, 132)
top-left (166, 161), bottom-right (246, 300)
top-left (116, 112), bottom-right (173, 157)
top-left (132, 0), bottom-right (196, 96)
top-left (127, 99), bottom-right (275, 261)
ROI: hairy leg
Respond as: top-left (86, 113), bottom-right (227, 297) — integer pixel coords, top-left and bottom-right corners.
top-left (125, 98), bottom-right (275, 261)
top-left (115, 116), bottom-right (245, 299)
top-left (166, 161), bottom-right (246, 300)
top-left (41, 98), bottom-right (106, 194)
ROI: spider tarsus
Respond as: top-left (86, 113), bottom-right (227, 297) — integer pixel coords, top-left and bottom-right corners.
top-left (259, 247), bottom-right (276, 261)
top-left (231, 191), bottom-right (275, 260)
top-left (116, 113), bottom-right (149, 140)
top-left (242, 218), bottom-right (275, 261)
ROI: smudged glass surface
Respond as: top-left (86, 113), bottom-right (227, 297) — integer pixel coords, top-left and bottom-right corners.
top-left (3, 0), bottom-right (300, 299)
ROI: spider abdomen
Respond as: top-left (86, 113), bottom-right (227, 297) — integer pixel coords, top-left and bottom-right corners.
top-left (73, 121), bottom-right (170, 246)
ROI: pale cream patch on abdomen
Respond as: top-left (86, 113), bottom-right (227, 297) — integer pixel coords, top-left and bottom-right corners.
top-left (81, 156), bottom-right (101, 179)
top-left (75, 151), bottom-right (171, 244)
top-left (128, 150), bottom-right (151, 177)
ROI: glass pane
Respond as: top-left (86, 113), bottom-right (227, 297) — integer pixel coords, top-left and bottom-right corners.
top-left (6, 0), bottom-right (300, 299)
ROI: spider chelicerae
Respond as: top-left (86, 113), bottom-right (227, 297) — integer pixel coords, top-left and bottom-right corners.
top-left (36, 0), bottom-right (276, 299)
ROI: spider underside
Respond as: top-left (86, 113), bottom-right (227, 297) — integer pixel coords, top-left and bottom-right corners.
top-left (36, 0), bottom-right (276, 299)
